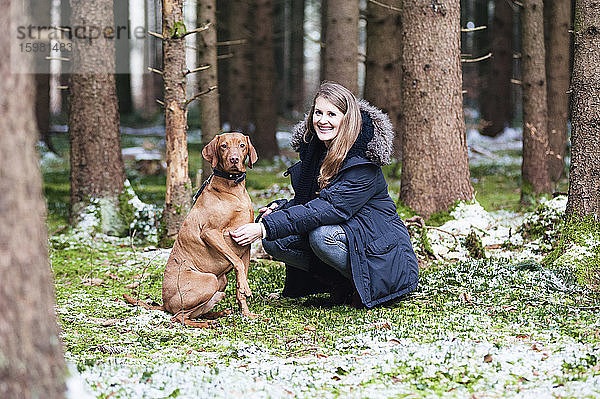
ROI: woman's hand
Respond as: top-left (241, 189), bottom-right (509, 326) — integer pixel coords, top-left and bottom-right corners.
top-left (230, 223), bottom-right (263, 246)
top-left (257, 201), bottom-right (280, 220)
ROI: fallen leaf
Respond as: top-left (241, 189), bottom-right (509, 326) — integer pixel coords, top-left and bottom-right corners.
top-left (515, 334), bottom-right (529, 339)
top-left (125, 282), bottom-right (140, 289)
top-left (304, 325), bottom-right (316, 331)
top-left (104, 272), bottom-right (120, 280)
top-left (388, 338), bottom-right (402, 345)
top-left (532, 343), bottom-right (543, 352)
top-left (82, 278), bottom-right (104, 286)
top-left (484, 244), bottom-right (502, 249)
top-left (101, 319), bottom-right (119, 327)
top-left (483, 354), bottom-right (493, 363)
top-left (315, 353), bottom-right (328, 358)
top-left (459, 292), bottom-right (473, 303)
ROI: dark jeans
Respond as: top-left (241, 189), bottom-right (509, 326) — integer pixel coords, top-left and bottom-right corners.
top-left (262, 225), bottom-right (351, 279)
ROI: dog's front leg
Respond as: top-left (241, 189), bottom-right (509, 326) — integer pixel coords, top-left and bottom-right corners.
top-left (200, 230), bottom-right (255, 317)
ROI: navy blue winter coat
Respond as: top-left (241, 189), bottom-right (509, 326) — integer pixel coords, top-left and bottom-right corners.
top-left (262, 100), bottom-right (419, 308)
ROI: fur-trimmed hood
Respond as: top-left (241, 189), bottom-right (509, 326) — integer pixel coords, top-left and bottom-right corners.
top-left (289, 99), bottom-right (395, 166)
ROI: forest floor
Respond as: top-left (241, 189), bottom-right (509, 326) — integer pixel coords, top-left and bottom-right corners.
top-left (42, 124), bottom-right (600, 398)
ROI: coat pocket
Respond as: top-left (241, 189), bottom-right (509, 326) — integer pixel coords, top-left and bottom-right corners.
top-left (367, 233), bottom-right (400, 255)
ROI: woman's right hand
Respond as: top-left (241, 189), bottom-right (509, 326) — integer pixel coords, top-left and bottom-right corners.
top-left (258, 202), bottom-right (280, 219)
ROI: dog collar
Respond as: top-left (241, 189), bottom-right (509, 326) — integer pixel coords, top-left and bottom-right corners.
top-left (212, 168), bottom-right (246, 184)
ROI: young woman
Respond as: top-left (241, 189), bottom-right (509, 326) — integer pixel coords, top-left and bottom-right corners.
top-left (230, 81), bottom-right (418, 308)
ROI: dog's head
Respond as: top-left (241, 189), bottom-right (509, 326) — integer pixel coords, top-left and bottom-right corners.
top-left (202, 132), bottom-right (258, 173)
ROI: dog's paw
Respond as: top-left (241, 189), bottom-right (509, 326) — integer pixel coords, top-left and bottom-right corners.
top-left (237, 283), bottom-right (253, 298)
top-left (243, 311), bottom-right (260, 320)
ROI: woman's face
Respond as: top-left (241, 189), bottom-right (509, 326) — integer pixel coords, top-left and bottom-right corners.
top-left (312, 96), bottom-right (344, 144)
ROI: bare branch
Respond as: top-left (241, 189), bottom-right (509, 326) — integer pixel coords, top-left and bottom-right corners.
top-left (148, 31), bottom-right (165, 40)
top-left (179, 23), bottom-right (211, 39)
top-left (513, 0), bottom-right (523, 7)
top-left (185, 86), bottom-right (218, 106)
top-left (461, 25), bottom-right (487, 32)
top-left (217, 53), bottom-right (235, 60)
top-left (510, 79), bottom-right (522, 85)
top-left (57, 85), bottom-right (68, 90)
top-left (156, 99), bottom-right (165, 106)
top-left (185, 64), bottom-right (211, 75)
top-left (368, 0), bottom-right (401, 12)
top-left (45, 56), bottom-right (70, 62)
top-left (147, 67), bottom-right (163, 75)
top-left (461, 52), bottom-right (492, 63)
top-left (216, 39), bottom-right (247, 46)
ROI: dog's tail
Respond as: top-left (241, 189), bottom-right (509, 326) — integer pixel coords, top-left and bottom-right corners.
top-left (123, 294), bottom-right (165, 311)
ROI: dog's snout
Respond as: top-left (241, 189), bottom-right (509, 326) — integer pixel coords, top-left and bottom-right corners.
top-left (229, 154), bottom-right (240, 164)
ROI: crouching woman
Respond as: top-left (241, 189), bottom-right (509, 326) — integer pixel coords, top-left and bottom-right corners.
top-left (231, 81), bottom-right (419, 308)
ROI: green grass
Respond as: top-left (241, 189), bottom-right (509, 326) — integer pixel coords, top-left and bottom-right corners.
top-left (43, 137), bottom-right (600, 397)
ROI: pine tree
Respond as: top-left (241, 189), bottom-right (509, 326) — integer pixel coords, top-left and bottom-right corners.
top-left (399, 0), bottom-right (473, 218)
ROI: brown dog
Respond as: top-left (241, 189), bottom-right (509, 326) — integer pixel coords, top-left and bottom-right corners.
top-left (125, 132), bottom-right (258, 327)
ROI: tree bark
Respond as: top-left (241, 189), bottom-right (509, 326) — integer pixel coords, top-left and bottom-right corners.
top-left (364, 0), bottom-right (402, 159)
top-left (31, 0), bottom-right (54, 153)
top-left (0, 2), bottom-right (66, 397)
top-left (322, 0), bottom-right (359, 95)
top-left (69, 0), bottom-right (126, 235)
top-left (566, 0), bottom-right (600, 219)
top-left (544, 0), bottom-right (571, 182)
top-left (252, 0), bottom-right (279, 159)
top-left (115, 0), bottom-right (133, 115)
top-left (197, 0), bottom-right (221, 181)
top-left (216, 0), bottom-right (231, 124)
top-left (399, 0), bottom-right (473, 218)
top-left (289, 0), bottom-right (305, 115)
top-left (521, 0), bottom-right (553, 201)
top-left (481, 0), bottom-right (513, 137)
top-left (142, 0), bottom-right (163, 117)
top-left (159, 0), bottom-right (192, 245)
top-left (225, 0), bottom-right (253, 133)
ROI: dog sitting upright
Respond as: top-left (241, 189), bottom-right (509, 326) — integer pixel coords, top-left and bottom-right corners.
top-left (125, 132), bottom-right (258, 327)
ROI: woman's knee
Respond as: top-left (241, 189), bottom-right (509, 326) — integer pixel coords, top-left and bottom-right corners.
top-left (308, 225), bottom-right (346, 253)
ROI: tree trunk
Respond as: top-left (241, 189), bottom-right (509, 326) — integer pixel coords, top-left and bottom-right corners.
top-left (544, 0), bottom-right (571, 182)
top-left (322, 0), bottom-right (359, 94)
top-left (69, 0), bottom-right (126, 235)
top-left (252, 0), bottom-right (279, 159)
top-left (60, 0), bottom-right (71, 117)
top-left (197, 0), bottom-right (221, 181)
top-left (226, 0), bottom-right (253, 133)
top-left (31, 0), bottom-right (54, 153)
top-left (521, 0), bottom-right (553, 201)
top-left (481, 0), bottom-right (513, 137)
top-left (399, 0), bottom-right (473, 218)
top-left (142, 0), bottom-right (163, 117)
top-left (320, 0), bottom-right (328, 81)
top-left (0, 2), bottom-right (66, 397)
top-left (216, 0), bottom-right (231, 124)
top-left (115, 0), bottom-right (133, 115)
top-left (566, 0), bottom-right (600, 219)
top-left (289, 0), bottom-right (305, 115)
top-left (159, 0), bottom-right (192, 245)
top-left (364, 0), bottom-right (402, 159)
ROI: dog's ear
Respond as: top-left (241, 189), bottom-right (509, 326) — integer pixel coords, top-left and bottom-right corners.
top-left (202, 135), bottom-right (220, 168)
top-left (245, 135), bottom-right (258, 168)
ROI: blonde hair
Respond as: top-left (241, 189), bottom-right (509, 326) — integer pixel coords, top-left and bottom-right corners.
top-left (305, 82), bottom-right (362, 188)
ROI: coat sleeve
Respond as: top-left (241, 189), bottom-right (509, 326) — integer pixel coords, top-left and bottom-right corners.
top-left (262, 163), bottom-right (380, 239)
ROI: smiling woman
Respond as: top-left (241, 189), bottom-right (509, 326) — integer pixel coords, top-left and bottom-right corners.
top-left (231, 81), bottom-right (419, 308)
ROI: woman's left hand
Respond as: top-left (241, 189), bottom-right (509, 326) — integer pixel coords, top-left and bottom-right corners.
top-left (230, 223), bottom-right (263, 246)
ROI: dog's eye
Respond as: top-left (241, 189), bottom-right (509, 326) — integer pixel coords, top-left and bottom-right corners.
top-left (240, 143), bottom-right (245, 148)
top-left (220, 144), bottom-right (227, 149)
